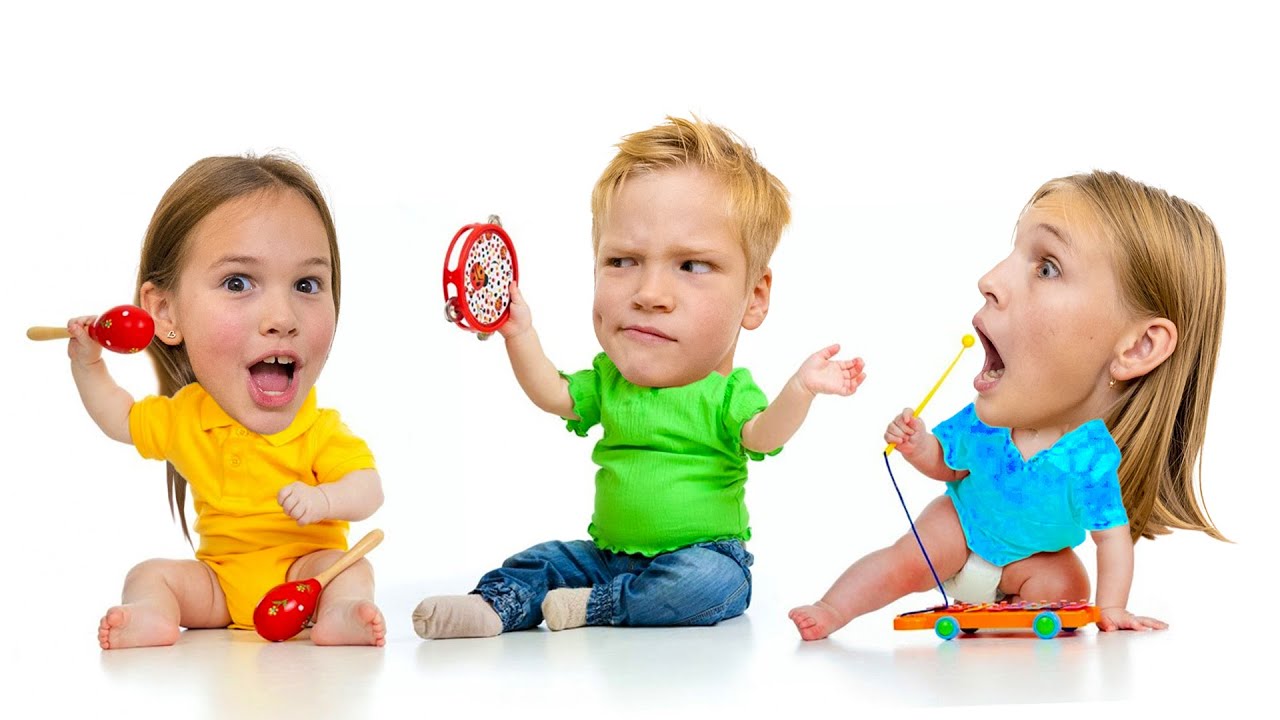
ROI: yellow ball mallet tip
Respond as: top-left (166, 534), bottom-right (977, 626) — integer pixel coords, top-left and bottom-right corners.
top-left (884, 333), bottom-right (976, 456)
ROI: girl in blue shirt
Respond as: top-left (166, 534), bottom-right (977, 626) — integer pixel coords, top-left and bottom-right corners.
top-left (791, 170), bottom-right (1227, 639)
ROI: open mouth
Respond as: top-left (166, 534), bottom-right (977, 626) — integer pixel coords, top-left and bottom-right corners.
top-left (249, 355), bottom-right (297, 398)
top-left (974, 326), bottom-right (1005, 391)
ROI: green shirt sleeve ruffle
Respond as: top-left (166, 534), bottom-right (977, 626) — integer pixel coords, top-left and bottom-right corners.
top-left (724, 367), bottom-right (782, 462)
top-left (560, 353), bottom-right (605, 437)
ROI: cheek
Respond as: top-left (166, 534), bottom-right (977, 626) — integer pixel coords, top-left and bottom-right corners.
top-left (592, 282), bottom-right (622, 318)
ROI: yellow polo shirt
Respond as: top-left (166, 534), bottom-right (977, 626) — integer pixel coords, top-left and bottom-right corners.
top-left (129, 383), bottom-right (376, 626)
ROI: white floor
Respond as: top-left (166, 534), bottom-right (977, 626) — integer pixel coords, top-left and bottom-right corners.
top-left (6, 560), bottom-right (1264, 719)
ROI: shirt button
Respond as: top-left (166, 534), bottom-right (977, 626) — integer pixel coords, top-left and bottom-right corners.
top-left (230, 456), bottom-right (241, 466)
top-left (235, 428), bottom-right (247, 437)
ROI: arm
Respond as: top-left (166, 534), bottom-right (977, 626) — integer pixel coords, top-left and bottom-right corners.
top-left (741, 344), bottom-right (865, 454)
top-left (497, 282), bottom-right (575, 419)
top-left (67, 316), bottom-right (134, 444)
top-left (1092, 524), bottom-right (1168, 631)
top-left (883, 408), bottom-right (966, 482)
top-left (279, 468), bottom-right (384, 526)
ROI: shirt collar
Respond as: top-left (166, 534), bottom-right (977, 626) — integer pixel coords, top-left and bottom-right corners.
top-left (198, 385), bottom-right (321, 446)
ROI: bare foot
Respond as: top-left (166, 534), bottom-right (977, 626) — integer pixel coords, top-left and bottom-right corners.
top-left (788, 601), bottom-right (847, 641)
top-left (98, 605), bottom-right (181, 650)
top-left (310, 599), bottom-right (386, 647)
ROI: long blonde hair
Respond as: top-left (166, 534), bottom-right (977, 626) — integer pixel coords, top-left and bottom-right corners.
top-left (133, 154), bottom-right (340, 542)
top-left (590, 116), bottom-right (791, 286)
top-left (1032, 171), bottom-right (1226, 542)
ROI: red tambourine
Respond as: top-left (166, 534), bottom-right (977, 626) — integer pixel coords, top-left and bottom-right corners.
top-left (443, 215), bottom-right (518, 340)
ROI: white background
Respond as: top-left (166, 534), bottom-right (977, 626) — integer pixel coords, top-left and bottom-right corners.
top-left (1, 1), bottom-right (1274, 716)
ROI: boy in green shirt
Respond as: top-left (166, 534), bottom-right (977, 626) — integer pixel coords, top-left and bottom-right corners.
top-left (414, 116), bottom-right (865, 637)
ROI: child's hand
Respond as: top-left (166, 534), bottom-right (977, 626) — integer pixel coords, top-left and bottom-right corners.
top-left (278, 482), bottom-right (332, 526)
top-left (885, 408), bottom-right (927, 456)
top-left (497, 282), bottom-right (533, 340)
top-left (796, 344), bottom-right (866, 396)
top-left (66, 316), bottom-right (103, 366)
top-left (1097, 606), bottom-right (1167, 632)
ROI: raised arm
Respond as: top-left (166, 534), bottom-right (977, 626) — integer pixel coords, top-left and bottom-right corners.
top-left (882, 409), bottom-right (966, 482)
top-left (1092, 524), bottom-right (1167, 631)
top-left (67, 316), bottom-right (134, 444)
top-left (497, 282), bottom-right (575, 419)
top-left (741, 344), bottom-right (864, 454)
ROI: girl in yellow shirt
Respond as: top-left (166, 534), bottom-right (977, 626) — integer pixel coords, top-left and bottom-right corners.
top-left (65, 154), bottom-right (385, 648)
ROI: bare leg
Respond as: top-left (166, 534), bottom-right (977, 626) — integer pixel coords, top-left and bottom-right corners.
top-left (999, 548), bottom-right (1090, 603)
top-left (288, 550), bottom-right (386, 647)
top-left (789, 496), bottom-right (969, 641)
top-left (99, 558), bottom-right (230, 650)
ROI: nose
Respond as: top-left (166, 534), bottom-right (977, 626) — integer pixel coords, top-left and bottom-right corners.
top-left (977, 256), bottom-right (1007, 309)
top-left (259, 289), bottom-right (299, 337)
top-left (632, 266), bottom-right (674, 312)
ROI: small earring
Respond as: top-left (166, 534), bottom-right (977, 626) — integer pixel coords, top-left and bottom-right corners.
top-left (166, 330), bottom-right (177, 339)
top-left (1108, 377), bottom-right (1117, 389)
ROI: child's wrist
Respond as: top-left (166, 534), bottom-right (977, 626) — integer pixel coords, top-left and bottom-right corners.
top-left (788, 373), bottom-right (816, 398)
top-left (318, 486), bottom-right (333, 519)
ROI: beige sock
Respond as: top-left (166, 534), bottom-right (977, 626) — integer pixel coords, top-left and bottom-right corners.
top-left (541, 587), bottom-right (592, 631)
top-left (412, 594), bottom-right (503, 639)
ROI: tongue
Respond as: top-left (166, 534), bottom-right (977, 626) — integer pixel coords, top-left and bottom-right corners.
top-left (250, 362), bottom-right (290, 393)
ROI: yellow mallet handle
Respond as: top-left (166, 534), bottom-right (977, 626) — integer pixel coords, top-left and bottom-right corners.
top-left (885, 334), bottom-right (975, 456)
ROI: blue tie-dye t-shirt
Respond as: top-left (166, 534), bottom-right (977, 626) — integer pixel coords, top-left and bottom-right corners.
top-left (932, 403), bottom-right (1128, 567)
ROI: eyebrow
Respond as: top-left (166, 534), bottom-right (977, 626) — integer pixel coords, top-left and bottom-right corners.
top-left (1035, 223), bottom-right (1072, 249)
top-left (598, 241), bottom-right (730, 258)
top-left (210, 255), bottom-right (332, 270)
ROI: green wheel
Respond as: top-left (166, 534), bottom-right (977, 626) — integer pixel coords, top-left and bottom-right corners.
top-left (934, 615), bottom-right (960, 641)
top-left (1033, 611), bottom-right (1062, 639)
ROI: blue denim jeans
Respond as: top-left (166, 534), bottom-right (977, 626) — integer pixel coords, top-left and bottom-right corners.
top-left (472, 538), bottom-right (754, 631)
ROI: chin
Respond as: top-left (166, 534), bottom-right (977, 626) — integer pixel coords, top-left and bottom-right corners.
top-left (972, 396), bottom-right (1012, 429)
top-left (609, 358), bottom-right (683, 389)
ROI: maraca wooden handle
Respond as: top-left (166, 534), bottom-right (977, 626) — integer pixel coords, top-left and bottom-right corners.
top-left (27, 326), bottom-right (71, 341)
top-left (314, 529), bottom-right (384, 587)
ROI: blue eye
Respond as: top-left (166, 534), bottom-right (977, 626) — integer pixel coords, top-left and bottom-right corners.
top-left (1036, 259), bottom-right (1060, 279)
top-left (222, 274), bottom-right (252, 292)
top-left (295, 277), bottom-right (322, 294)
top-left (681, 260), bottom-right (712, 274)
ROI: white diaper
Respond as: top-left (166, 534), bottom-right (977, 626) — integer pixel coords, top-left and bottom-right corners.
top-left (941, 553), bottom-right (1005, 603)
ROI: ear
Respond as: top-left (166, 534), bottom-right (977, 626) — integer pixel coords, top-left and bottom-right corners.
top-left (1112, 316), bottom-right (1177, 382)
top-left (140, 281), bottom-right (182, 346)
top-left (741, 268), bottom-right (772, 331)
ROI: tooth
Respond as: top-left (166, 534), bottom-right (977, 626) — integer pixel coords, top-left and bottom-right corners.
top-left (278, 356), bottom-right (293, 364)
top-left (263, 356), bottom-right (276, 364)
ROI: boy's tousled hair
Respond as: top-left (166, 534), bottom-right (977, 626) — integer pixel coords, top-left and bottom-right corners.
top-left (133, 154), bottom-right (340, 543)
top-left (590, 116), bottom-right (791, 285)
top-left (1033, 171), bottom-right (1226, 543)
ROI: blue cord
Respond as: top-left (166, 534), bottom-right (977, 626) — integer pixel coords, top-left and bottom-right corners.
top-left (883, 451), bottom-right (949, 607)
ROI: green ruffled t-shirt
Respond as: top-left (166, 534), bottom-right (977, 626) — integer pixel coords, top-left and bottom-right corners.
top-left (562, 352), bottom-right (780, 556)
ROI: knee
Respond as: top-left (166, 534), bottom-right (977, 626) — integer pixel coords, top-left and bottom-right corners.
top-left (503, 540), bottom-right (566, 567)
top-left (1033, 567), bottom-right (1091, 601)
top-left (124, 558), bottom-right (179, 586)
top-left (886, 539), bottom-right (943, 594)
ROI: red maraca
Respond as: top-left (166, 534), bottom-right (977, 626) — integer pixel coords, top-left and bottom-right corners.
top-left (254, 529), bottom-right (384, 642)
top-left (27, 304), bottom-right (155, 354)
